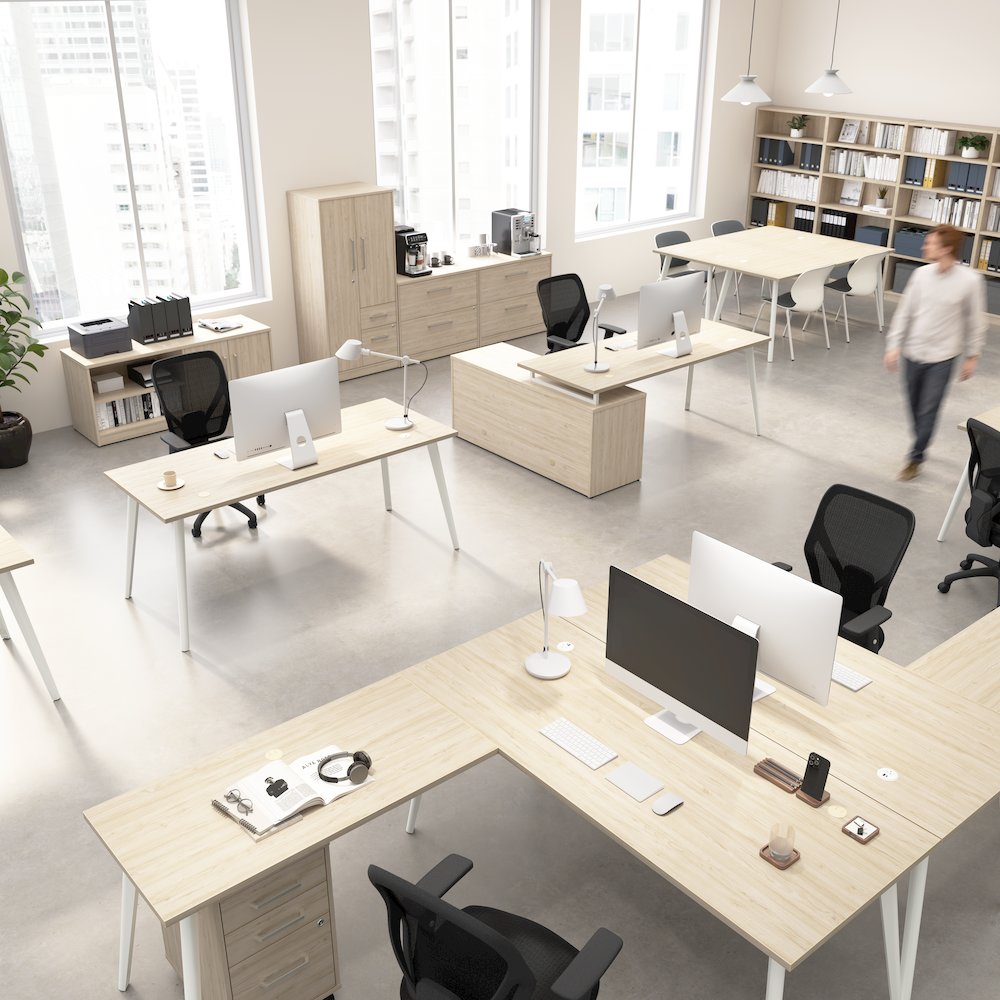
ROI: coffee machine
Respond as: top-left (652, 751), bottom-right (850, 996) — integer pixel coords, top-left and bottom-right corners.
top-left (492, 208), bottom-right (540, 256)
top-left (395, 226), bottom-right (432, 278)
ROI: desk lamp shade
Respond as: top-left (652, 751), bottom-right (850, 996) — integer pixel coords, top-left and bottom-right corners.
top-left (525, 561), bottom-right (587, 680)
top-left (335, 338), bottom-right (364, 362)
top-left (721, 0), bottom-right (771, 106)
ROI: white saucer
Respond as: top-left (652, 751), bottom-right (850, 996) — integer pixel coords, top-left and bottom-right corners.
top-left (157, 478), bottom-right (185, 491)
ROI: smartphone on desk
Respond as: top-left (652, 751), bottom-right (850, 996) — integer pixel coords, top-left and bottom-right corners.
top-left (800, 752), bottom-right (830, 801)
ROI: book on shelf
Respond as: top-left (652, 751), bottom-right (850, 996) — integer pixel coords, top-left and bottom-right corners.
top-left (840, 180), bottom-right (863, 206)
top-left (873, 122), bottom-right (905, 151)
top-left (862, 204), bottom-right (890, 215)
top-left (922, 158), bottom-right (946, 188)
top-left (819, 210), bottom-right (857, 240)
top-left (757, 169), bottom-right (817, 201)
top-left (211, 744), bottom-right (371, 837)
top-left (793, 204), bottom-right (816, 231)
top-left (94, 391), bottom-right (162, 431)
top-left (766, 201), bottom-right (787, 226)
top-left (909, 190), bottom-right (937, 219)
top-left (902, 155), bottom-right (926, 186)
top-left (911, 126), bottom-right (957, 156)
top-left (838, 119), bottom-right (861, 143)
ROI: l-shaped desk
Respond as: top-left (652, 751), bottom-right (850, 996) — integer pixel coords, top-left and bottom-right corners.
top-left (85, 551), bottom-right (1000, 1000)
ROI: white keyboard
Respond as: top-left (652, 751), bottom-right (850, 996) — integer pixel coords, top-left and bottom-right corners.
top-left (604, 335), bottom-right (637, 351)
top-left (832, 661), bottom-right (872, 692)
top-left (539, 718), bottom-right (618, 770)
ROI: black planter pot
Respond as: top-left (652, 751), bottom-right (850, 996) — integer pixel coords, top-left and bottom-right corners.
top-left (0, 411), bottom-right (32, 468)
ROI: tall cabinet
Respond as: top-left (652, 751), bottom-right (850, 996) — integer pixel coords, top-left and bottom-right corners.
top-left (287, 183), bottom-right (399, 379)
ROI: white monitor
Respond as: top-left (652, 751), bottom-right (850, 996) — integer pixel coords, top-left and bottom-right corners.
top-left (604, 566), bottom-right (758, 755)
top-left (637, 272), bottom-right (704, 350)
top-left (687, 531), bottom-right (842, 707)
top-left (230, 358), bottom-right (342, 470)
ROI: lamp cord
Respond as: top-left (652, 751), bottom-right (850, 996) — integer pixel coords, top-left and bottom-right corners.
top-left (537, 560), bottom-right (549, 652)
top-left (402, 359), bottom-right (429, 417)
top-left (746, 0), bottom-right (757, 75)
top-left (829, 0), bottom-right (842, 68)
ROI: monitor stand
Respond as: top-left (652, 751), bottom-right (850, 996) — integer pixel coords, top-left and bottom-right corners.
top-left (276, 408), bottom-right (318, 470)
top-left (658, 310), bottom-right (693, 358)
top-left (644, 709), bottom-right (700, 745)
top-left (730, 614), bottom-right (775, 701)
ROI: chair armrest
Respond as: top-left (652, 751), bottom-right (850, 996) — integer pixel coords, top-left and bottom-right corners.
top-left (598, 322), bottom-right (627, 337)
top-left (772, 562), bottom-right (793, 572)
top-left (416, 854), bottom-right (473, 899)
top-left (547, 335), bottom-right (579, 350)
top-left (551, 928), bottom-right (623, 1000)
top-left (841, 605), bottom-right (892, 641)
top-left (159, 431), bottom-right (192, 453)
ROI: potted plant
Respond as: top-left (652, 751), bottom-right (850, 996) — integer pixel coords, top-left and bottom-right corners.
top-left (958, 134), bottom-right (989, 159)
top-left (787, 114), bottom-right (809, 139)
top-left (0, 269), bottom-right (47, 468)
top-left (875, 186), bottom-right (889, 209)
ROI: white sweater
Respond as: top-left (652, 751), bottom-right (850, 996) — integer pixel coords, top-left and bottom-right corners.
top-left (885, 261), bottom-right (986, 363)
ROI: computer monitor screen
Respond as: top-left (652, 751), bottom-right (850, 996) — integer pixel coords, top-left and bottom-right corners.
top-left (637, 272), bottom-right (704, 350)
top-left (604, 566), bottom-right (758, 754)
top-left (687, 531), bottom-right (842, 707)
top-left (230, 357), bottom-right (342, 468)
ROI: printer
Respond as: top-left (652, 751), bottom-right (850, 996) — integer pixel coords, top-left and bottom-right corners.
top-left (68, 317), bottom-right (133, 359)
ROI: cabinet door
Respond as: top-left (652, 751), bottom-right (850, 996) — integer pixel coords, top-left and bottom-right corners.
top-left (320, 198), bottom-right (361, 353)
top-left (227, 332), bottom-right (272, 380)
top-left (354, 192), bottom-right (396, 308)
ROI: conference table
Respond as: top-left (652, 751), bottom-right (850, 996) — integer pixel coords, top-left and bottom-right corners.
top-left (84, 548), bottom-right (1000, 1000)
top-left (106, 398), bottom-right (461, 652)
top-left (655, 227), bottom-right (890, 363)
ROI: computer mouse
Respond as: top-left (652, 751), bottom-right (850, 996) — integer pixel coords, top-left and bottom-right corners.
top-left (651, 792), bottom-right (684, 815)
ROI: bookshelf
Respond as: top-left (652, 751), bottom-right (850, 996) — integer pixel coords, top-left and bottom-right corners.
top-left (749, 107), bottom-right (1000, 307)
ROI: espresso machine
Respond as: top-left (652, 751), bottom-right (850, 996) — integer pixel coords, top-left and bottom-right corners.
top-left (395, 226), bottom-right (432, 277)
top-left (492, 208), bottom-right (541, 256)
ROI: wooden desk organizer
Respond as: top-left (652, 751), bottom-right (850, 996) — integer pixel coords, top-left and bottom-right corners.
top-left (754, 757), bottom-right (802, 793)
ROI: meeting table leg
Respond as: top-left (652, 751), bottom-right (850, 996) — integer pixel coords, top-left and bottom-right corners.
top-left (125, 496), bottom-right (138, 600)
top-left (937, 465), bottom-right (967, 541)
top-left (703, 265), bottom-right (714, 316)
top-left (764, 957), bottom-right (786, 1000)
top-left (746, 350), bottom-right (761, 436)
top-left (713, 268), bottom-right (732, 322)
top-left (0, 601), bottom-right (8, 640)
top-left (174, 521), bottom-right (190, 652)
top-left (767, 281), bottom-right (779, 363)
top-left (381, 457), bottom-right (393, 511)
top-left (118, 874), bottom-right (138, 992)
top-left (427, 443), bottom-right (460, 551)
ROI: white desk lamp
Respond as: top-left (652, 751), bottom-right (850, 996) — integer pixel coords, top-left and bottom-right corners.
top-left (335, 339), bottom-right (423, 430)
top-left (524, 561), bottom-right (588, 680)
top-left (583, 284), bottom-right (616, 374)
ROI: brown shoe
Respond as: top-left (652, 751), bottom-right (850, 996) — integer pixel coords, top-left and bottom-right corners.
top-left (897, 461), bottom-right (921, 481)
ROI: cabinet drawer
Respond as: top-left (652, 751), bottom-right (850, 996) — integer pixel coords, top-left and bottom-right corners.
top-left (230, 919), bottom-right (335, 1000)
top-left (397, 272), bottom-right (478, 322)
top-left (478, 292), bottom-right (544, 346)
top-left (362, 323), bottom-right (400, 365)
top-left (479, 256), bottom-right (550, 304)
top-left (225, 882), bottom-right (330, 967)
top-left (400, 305), bottom-right (478, 359)
top-left (360, 301), bottom-right (397, 332)
top-left (221, 851), bottom-right (326, 934)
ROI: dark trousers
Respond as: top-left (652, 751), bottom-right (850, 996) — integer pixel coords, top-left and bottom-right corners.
top-left (903, 356), bottom-right (956, 463)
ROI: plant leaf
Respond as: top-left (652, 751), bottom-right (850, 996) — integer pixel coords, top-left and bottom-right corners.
top-left (0, 269), bottom-right (8, 286)
top-left (11, 370), bottom-right (29, 383)
top-left (20, 359), bottom-right (37, 372)
top-left (10, 271), bottom-right (23, 283)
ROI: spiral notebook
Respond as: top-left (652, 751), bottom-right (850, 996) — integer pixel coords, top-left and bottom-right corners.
top-left (211, 744), bottom-right (371, 836)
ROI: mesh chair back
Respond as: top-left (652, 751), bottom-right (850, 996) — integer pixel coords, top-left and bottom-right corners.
top-left (654, 229), bottom-right (692, 268)
top-left (711, 219), bottom-right (744, 237)
top-left (537, 273), bottom-right (591, 347)
top-left (151, 350), bottom-right (229, 446)
top-left (369, 865), bottom-right (534, 1000)
top-left (803, 484), bottom-right (915, 620)
top-left (788, 265), bottom-right (835, 312)
top-left (845, 255), bottom-right (882, 296)
top-left (964, 419), bottom-right (1000, 546)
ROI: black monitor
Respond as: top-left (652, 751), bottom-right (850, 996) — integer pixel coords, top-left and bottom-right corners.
top-left (604, 567), bottom-right (758, 754)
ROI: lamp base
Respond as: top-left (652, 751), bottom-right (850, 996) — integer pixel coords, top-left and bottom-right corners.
top-left (583, 361), bottom-right (610, 373)
top-left (524, 650), bottom-right (571, 680)
top-left (385, 416), bottom-right (414, 431)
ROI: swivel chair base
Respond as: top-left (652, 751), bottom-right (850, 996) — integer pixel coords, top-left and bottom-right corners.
top-left (938, 553), bottom-right (1000, 608)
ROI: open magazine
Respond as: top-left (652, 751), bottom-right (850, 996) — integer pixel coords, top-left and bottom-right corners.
top-left (211, 744), bottom-right (371, 836)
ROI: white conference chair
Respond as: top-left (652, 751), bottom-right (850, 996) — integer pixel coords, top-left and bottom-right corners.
top-left (752, 265), bottom-right (834, 361)
top-left (824, 255), bottom-right (885, 342)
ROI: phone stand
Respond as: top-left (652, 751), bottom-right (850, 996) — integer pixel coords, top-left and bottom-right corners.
top-left (795, 788), bottom-right (830, 808)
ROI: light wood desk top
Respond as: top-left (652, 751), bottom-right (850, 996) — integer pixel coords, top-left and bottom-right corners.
top-left (406, 612), bottom-right (935, 971)
top-left (655, 226), bottom-right (889, 282)
top-left (84, 673), bottom-right (496, 926)
top-left (516, 320), bottom-right (766, 396)
top-left (105, 398), bottom-right (457, 524)
top-left (0, 525), bottom-right (33, 573)
top-left (568, 552), bottom-right (1000, 839)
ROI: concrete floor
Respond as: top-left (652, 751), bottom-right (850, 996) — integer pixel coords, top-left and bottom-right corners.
top-left (1, 282), bottom-right (998, 1000)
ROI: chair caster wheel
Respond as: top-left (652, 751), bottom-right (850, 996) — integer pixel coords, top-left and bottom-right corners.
top-left (248, 518), bottom-right (258, 531)
top-left (937, 582), bottom-right (950, 593)
top-left (191, 528), bottom-right (202, 539)
top-left (960, 559), bottom-right (973, 570)
top-left (257, 495), bottom-right (266, 507)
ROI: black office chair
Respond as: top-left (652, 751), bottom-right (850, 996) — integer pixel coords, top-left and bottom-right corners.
top-left (150, 351), bottom-right (265, 539)
top-left (536, 274), bottom-right (625, 353)
top-left (369, 854), bottom-right (622, 1000)
top-left (938, 419), bottom-right (1000, 607)
top-left (777, 484), bottom-right (915, 653)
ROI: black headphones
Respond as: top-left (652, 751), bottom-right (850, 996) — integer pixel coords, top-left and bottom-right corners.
top-left (317, 749), bottom-right (372, 784)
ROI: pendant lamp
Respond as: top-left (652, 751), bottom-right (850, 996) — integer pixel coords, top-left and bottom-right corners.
top-left (721, 0), bottom-right (770, 105)
top-left (806, 0), bottom-right (851, 96)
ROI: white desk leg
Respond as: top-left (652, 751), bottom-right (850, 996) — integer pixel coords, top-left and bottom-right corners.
top-left (0, 602), bottom-right (8, 639)
top-left (746, 350), bottom-right (761, 436)
top-left (0, 572), bottom-right (61, 701)
top-left (380, 457), bottom-right (392, 511)
top-left (179, 914), bottom-right (202, 1000)
top-left (767, 281), bottom-right (779, 363)
top-left (703, 265), bottom-right (714, 316)
top-left (427, 442), bottom-right (460, 551)
top-left (118, 874), bottom-right (138, 991)
top-left (684, 367), bottom-right (694, 411)
top-left (938, 465), bottom-right (967, 541)
top-left (713, 269), bottom-right (732, 322)
top-left (879, 883), bottom-right (902, 1000)
top-left (899, 857), bottom-right (929, 1000)
top-left (405, 794), bottom-right (422, 834)
top-left (764, 957), bottom-right (785, 1000)
top-left (125, 496), bottom-right (138, 600)
top-left (174, 521), bottom-right (190, 653)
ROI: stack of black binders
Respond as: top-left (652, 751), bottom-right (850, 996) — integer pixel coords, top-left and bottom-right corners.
top-left (128, 294), bottom-right (193, 344)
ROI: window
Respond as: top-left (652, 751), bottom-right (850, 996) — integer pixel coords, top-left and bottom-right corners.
top-left (370, 0), bottom-right (535, 246)
top-left (0, 0), bottom-right (260, 328)
top-left (576, 0), bottom-right (706, 235)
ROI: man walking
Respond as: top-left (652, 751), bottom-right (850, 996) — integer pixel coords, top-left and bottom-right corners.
top-left (884, 223), bottom-right (985, 481)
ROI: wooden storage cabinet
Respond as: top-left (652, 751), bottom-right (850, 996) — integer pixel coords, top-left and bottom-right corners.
top-left (398, 270), bottom-right (479, 359)
top-left (60, 318), bottom-right (272, 446)
top-left (162, 848), bottom-right (339, 1000)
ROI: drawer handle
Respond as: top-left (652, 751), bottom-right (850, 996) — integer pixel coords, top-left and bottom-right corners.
top-left (259, 955), bottom-right (309, 990)
top-left (427, 320), bottom-right (454, 329)
top-left (505, 270), bottom-right (529, 278)
top-left (370, 335), bottom-right (391, 343)
top-left (427, 287), bottom-right (452, 295)
top-left (505, 303), bottom-right (528, 311)
top-left (255, 912), bottom-right (306, 944)
top-left (368, 311), bottom-right (389, 320)
top-left (251, 881), bottom-right (303, 910)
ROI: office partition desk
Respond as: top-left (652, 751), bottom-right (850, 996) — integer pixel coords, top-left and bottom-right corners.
top-left (654, 228), bottom-right (889, 363)
top-left (106, 398), bottom-right (460, 652)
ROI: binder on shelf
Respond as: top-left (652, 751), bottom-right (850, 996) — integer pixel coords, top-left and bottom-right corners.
top-left (946, 161), bottom-right (970, 191)
top-left (127, 299), bottom-right (155, 345)
top-left (170, 293), bottom-right (194, 335)
top-left (922, 158), bottom-right (946, 188)
top-left (967, 163), bottom-right (987, 195)
top-left (148, 297), bottom-right (170, 340)
top-left (758, 137), bottom-right (771, 164)
top-left (157, 295), bottom-right (181, 338)
top-left (750, 197), bottom-right (770, 227)
top-left (961, 233), bottom-right (974, 265)
top-left (989, 240), bottom-right (1000, 273)
top-left (903, 156), bottom-right (926, 186)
